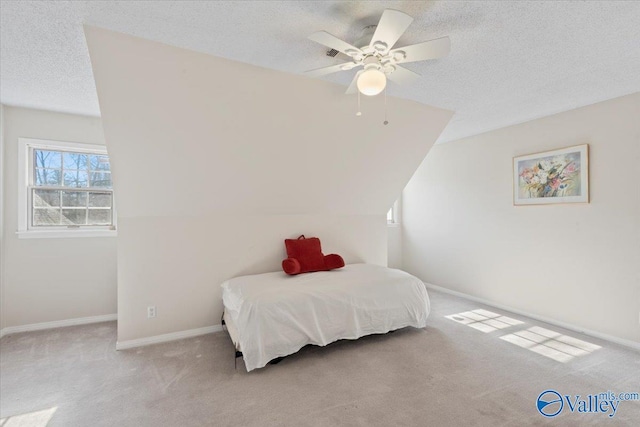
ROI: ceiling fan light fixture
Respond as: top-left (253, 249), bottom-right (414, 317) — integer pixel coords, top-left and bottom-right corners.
top-left (357, 68), bottom-right (386, 96)
top-left (304, 9), bottom-right (451, 98)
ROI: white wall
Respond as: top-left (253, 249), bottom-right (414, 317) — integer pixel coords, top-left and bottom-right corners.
top-left (117, 215), bottom-right (386, 340)
top-left (387, 195), bottom-right (403, 269)
top-left (1, 104), bottom-right (5, 331)
top-left (1, 106), bottom-right (117, 328)
top-left (387, 226), bottom-right (402, 269)
top-left (403, 93), bottom-right (640, 344)
top-left (85, 27), bottom-right (453, 343)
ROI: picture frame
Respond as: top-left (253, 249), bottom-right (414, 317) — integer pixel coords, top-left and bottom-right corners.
top-left (513, 144), bottom-right (589, 206)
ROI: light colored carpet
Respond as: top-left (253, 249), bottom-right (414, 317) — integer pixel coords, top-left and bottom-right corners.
top-left (1, 289), bottom-right (639, 426)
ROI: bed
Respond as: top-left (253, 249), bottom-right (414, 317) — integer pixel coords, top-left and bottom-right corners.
top-left (220, 263), bottom-right (430, 372)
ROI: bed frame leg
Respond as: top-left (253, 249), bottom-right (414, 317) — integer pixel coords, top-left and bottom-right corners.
top-left (224, 309), bottom-right (242, 370)
top-left (235, 351), bottom-right (242, 370)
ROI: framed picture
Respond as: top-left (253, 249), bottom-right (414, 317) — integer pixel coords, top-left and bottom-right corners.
top-left (513, 144), bottom-right (589, 205)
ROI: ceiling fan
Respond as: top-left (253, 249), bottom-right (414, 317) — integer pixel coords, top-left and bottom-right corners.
top-left (305, 9), bottom-right (450, 96)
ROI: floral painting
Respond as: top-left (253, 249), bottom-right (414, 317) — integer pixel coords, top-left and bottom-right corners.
top-left (513, 145), bottom-right (589, 205)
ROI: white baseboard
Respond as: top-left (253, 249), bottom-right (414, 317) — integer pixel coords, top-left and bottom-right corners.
top-left (116, 324), bottom-right (223, 350)
top-left (0, 313), bottom-right (117, 338)
top-left (424, 282), bottom-right (640, 352)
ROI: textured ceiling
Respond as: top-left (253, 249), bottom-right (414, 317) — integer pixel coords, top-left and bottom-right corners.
top-left (1, 1), bottom-right (639, 142)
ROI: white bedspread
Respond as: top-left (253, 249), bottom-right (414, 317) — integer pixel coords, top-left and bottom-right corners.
top-left (221, 263), bottom-right (430, 372)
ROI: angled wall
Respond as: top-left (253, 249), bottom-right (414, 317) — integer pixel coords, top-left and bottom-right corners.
top-left (85, 27), bottom-right (453, 343)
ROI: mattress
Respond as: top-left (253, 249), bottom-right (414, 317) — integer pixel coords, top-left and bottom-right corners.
top-left (221, 263), bottom-right (430, 372)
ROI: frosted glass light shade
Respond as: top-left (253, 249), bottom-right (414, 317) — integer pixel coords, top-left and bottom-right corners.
top-left (357, 69), bottom-right (386, 96)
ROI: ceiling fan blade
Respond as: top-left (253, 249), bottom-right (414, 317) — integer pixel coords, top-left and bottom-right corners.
top-left (308, 31), bottom-right (363, 57)
top-left (345, 71), bottom-right (362, 94)
top-left (304, 62), bottom-right (355, 78)
top-left (369, 9), bottom-right (413, 52)
top-left (390, 36), bottom-right (451, 64)
top-left (386, 65), bottom-right (421, 86)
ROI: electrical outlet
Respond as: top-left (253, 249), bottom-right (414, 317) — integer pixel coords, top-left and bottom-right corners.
top-left (147, 306), bottom-right (156, 319)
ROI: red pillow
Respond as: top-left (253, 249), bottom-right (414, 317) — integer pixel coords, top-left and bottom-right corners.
top-left (282, 235), bottom-right (345, 275)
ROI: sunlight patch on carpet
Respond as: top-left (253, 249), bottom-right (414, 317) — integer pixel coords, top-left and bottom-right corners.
top-left (445, 309), bottom-right (524, 333)
top-left (500, 326), bottom-right (601, 362)
top-left (0, 407), bottom-right (57, 427)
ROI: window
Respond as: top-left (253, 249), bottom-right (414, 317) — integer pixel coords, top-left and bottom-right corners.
top-left (387, 206), bottom-right (395, 223)
top-left (18, 138), bottom-right (116, 238)
top-left (387, 198), bottom-right (400, 226)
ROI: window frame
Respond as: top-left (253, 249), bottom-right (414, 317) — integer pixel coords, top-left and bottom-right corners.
top-left (17, 138), bottom-right (117, 239)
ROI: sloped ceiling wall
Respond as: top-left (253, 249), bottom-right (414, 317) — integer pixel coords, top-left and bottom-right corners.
top-left (86, 27), bottom-right (452, 217)
top-left (85, 26), bottom-right (453, 342)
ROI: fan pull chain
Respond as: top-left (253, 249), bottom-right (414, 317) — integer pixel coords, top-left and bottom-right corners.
top-left (383, 86), bottom-right (389, 125)
top-left (356, 90), bottom-right (362, 116)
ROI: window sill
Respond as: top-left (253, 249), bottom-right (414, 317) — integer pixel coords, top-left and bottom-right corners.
top-left (387, 222), bottom-right (400, 228)
top-left (16, 229), bottom-right (117, 239)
